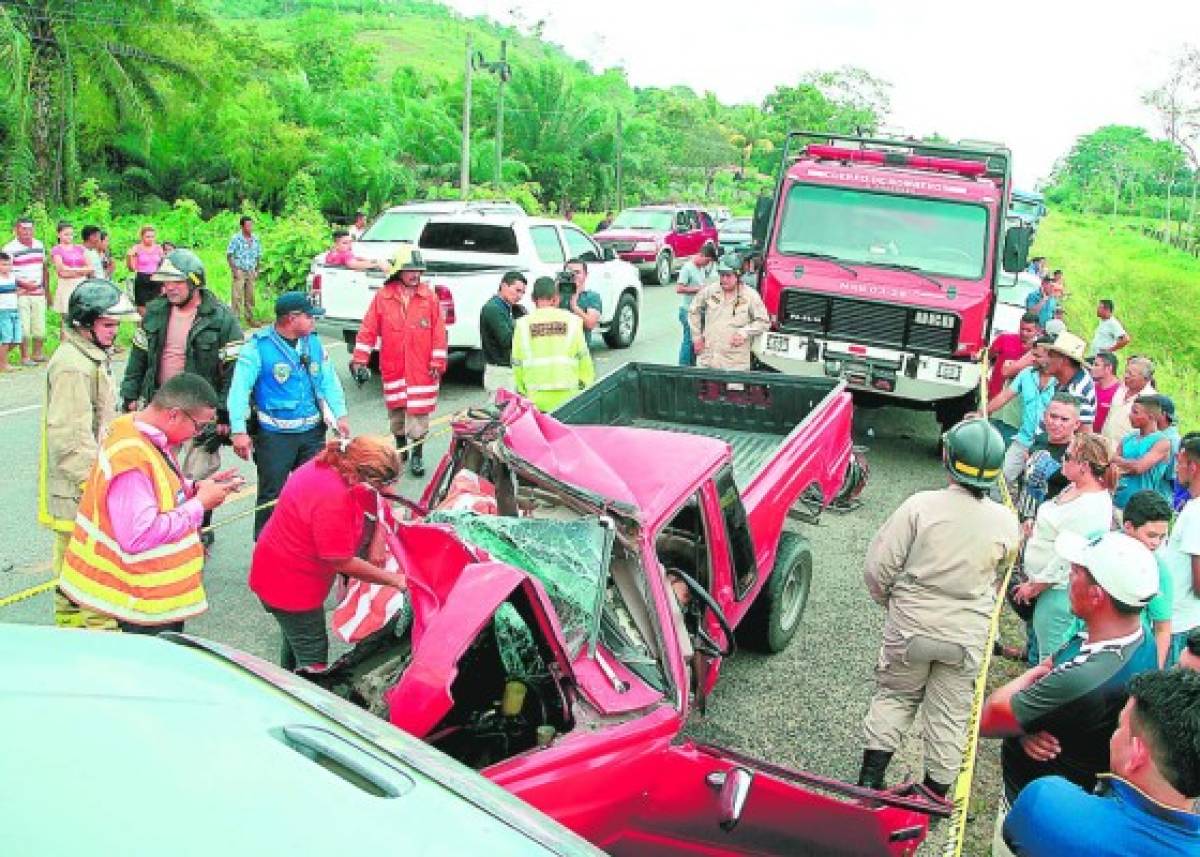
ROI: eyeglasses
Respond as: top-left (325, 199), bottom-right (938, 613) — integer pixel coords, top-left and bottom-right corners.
top-left (176, 409), bottom-right (215, 433)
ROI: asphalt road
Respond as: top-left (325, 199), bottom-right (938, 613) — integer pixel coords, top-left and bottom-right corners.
top-left (0, 283), bottom-right (953, 844)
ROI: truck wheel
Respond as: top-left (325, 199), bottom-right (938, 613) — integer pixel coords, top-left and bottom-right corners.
top-left (737, 532), bottom-right (812, 653)
top-left (651, 251), bottom-right (673, 285)
top-left (935, 393), bottom-right (975, 452)
top-left (602, 293), bottom-right (639, 349)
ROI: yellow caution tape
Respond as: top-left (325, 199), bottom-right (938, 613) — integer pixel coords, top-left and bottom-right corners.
top-left (0, 579), bottom-right (57, 610)
top-left (942, 348), bottom-right (1018, 856)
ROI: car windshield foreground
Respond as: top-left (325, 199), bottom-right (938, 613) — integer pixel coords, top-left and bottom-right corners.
top-left (776, 183), bottom-right (989, 280)
top-left (0, 625), bottom-right (604, 856)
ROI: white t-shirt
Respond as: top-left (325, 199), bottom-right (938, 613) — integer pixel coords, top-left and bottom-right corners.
top-left (1165, 497), bottom-right (1200, 632)
top-left (1023, 490), bottom-right (1114, 588)
top-left (83, 247), bottom-right (105, 279)
top-left (1091, 316), bottom-right (1127, 354)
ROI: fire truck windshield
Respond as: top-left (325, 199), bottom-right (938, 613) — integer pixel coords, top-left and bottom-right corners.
top-left (775, 184), bottom-right (989, 281)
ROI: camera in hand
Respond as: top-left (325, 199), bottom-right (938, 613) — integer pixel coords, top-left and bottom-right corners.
top-left (555, 269), bottom-right (576, 296)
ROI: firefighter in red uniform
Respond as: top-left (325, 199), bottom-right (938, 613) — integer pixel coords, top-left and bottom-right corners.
top-left (350, 250), bottom-right (447, 477)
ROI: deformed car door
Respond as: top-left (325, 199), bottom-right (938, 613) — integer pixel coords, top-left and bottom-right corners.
top-left (600, 741), bottom-right (938, 857)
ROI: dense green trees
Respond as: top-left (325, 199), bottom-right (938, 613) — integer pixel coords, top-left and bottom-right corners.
top-left (1045, 47), bottom-right (1200, 230)
top-left (1, 0), bottom-right (895, 218)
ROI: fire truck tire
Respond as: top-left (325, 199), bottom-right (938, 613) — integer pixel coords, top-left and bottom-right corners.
top-left (738, 532), bottom-right (812, 653)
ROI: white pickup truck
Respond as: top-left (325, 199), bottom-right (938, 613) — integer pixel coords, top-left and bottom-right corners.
top-left (313, 214), bottom-right (644, 370)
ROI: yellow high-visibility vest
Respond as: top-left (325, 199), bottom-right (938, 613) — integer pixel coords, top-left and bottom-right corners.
top-left (58, 415), bottom-right (208, 626)
top-left (512, 306), bottom-right (595, 412)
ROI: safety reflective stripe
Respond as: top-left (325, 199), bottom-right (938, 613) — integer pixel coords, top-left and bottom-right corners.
top-left (431, 349), bottom-right (448, 359)
top-left (57, 570), bottom-right (206, 624)
top-left (383, 379), bottom-right (407, 391)
top-left (523, 382), bottom-right (576, 392)
top-left (354, 342), bottom-right (373, 356)
top-left (257, 411), bottom-right (322, 430)
top-left (406, 384), bottom-right (439, 395)
top-left (72, 512), bottom-right (201, 566)
top-left (63, 537), bottom-right (205, 593)
top-left (953, 460), bottom-right (1001, 479)
top-left (519, 355), bottom-right (581, 369)
top-left (58, 416), bottom-right (208, 623)
top-left (100, 437), bottom-right (174, 500)
top-left (405, 397), bottom-right (438, 409)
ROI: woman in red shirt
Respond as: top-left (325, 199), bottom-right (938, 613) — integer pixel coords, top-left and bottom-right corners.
top-left (249, 435), bottom-right (407, 670)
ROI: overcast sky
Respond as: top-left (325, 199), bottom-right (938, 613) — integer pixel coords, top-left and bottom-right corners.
top-left (443, 0), bottom-right (1199, 188)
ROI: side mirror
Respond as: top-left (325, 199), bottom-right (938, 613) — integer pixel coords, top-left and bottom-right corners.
top-left (602, 246), bottom-right (616, 261)
top-left (752, 196), bottom-right (773, 247)
top-left (707, 767), bottom-right (754, 832)
top-left (1002, 224), bottom-right (1033, 273)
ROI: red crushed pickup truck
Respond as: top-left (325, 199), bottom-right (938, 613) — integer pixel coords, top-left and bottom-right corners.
top-left (314, 365), bottom-right (944, 855)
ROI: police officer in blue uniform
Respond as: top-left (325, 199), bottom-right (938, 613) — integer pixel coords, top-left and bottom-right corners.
top-left (227, 292), bottom-right (349, 538)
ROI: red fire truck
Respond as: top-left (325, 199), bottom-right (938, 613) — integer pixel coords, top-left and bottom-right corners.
top-left (751, 132), bottom-right (1031, 432)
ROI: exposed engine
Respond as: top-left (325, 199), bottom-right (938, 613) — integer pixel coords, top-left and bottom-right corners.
top-left (310, 598), bottom-right (573, 771)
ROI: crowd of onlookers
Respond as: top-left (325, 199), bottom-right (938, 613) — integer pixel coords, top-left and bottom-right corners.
top-left (978, 259), bottom-right (1200, 854)
top-left (0, 215), bottom-right (265, 374)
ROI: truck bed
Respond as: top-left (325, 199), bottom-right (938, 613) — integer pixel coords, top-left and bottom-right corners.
top-left (553, 364), bottom-right (845, 489)
top-left (627, 420), bottom-right (782, 488)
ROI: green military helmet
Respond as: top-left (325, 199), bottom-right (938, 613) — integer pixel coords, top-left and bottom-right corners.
top-left (942, 417), bottom-right (1005, 489)
top-left (67, 279), bottom-right (137, 329)
top-left (151, 248), bottom-right (206, 289)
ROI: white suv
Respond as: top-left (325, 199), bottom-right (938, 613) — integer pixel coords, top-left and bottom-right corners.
top-left (314, 214), bottom-right (642, 370)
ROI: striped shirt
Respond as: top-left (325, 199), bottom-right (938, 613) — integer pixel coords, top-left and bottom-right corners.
top-left (2, 238), bottom-right (46, 296)
top-left (1062, 368), bottom-right (1098, 426)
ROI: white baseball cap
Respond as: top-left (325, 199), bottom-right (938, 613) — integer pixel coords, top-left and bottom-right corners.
top-left (1055, 530), bottom-right (1158, 607)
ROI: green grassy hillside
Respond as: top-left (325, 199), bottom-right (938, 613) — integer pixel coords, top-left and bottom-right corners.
top-left (1034, 214), bottom-right (1200, 427)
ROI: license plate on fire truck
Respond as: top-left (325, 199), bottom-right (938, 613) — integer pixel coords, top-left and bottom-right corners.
top-left (764, 333), bottom-right (794, 355)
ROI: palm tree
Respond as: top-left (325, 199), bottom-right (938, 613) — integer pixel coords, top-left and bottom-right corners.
top-left (0, 0), bottom-right (203, 204)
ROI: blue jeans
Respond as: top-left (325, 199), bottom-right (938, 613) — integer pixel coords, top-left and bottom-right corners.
top-left (678, 306), bottom-right (694, 366)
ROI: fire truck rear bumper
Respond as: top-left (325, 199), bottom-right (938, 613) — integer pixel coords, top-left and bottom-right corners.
top-left (754, 332), bottom-right (980, 404)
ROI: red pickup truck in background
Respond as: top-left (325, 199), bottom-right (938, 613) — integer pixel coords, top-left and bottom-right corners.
top-left (595, 204), bottom-right (720, 285)
top-left (751, 131), bottom-right (1032, 434)
top-left (315, 365), bottom-right (945, 856)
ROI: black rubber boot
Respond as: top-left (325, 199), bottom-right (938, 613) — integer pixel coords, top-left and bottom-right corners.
top-left (409, 439), bottom-right (425, 477)
top-left (394, 435), bottom-right (408, 466)
top-left (857, 749), bottom-right (893, 790)
top-left (922, 774), bottom-right (952, 799)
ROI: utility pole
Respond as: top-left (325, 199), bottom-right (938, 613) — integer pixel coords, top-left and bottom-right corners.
top-left (460, 34), bottom-right (473, 199)
top-left (495, 40), bottom-right (508, 187)
top-left (615, 111), bottom-right (624, 210)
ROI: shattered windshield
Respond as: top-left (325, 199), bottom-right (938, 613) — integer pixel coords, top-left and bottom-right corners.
top-left (427, 512), bottom-right (612, 660)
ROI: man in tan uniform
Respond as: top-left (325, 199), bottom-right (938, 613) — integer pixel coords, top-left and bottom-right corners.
top-left (38, 279), bottom-right (135, 628)
top-left (858, 418), bottom-right (1020, 800)
top-left (688, 258), bottom-right (770, 371)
